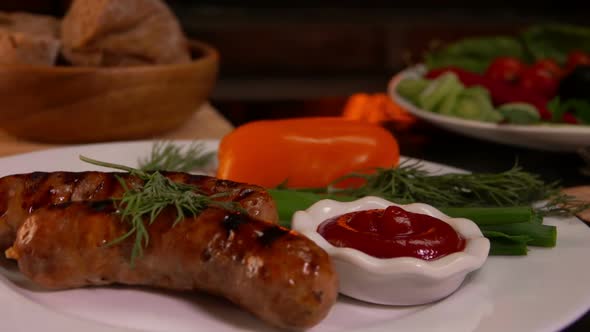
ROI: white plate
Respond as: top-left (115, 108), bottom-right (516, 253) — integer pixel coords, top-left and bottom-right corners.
top-left (1, 140), bottom-right (590, 332)
top-left (388, 66), bottom-right (590, 152)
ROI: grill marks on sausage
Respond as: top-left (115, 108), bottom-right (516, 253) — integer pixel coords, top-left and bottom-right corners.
top-left (15, 173), bottom-right (212, 215)
top-left (6, 172), bottom-right (275, 219)
top-left (163, 172), bottom-right (207, 192)
top-left (163, 173), bottom-right (244, 197)
top-left (75, 173), bottom-right (109, 200)
top-left (28, 172), bottom-right (49, 186)
top-left (21, 172), bottom-right (107, 212)
top-left (6, 172), bottom-right (275, 216)
top-left (221, 213), bottom-right (248, 232)
top-left (0, 171), bottom-right (279, 257)
top-left (258, 226), bottom-right (289, 247)
top-left (22, 173), bottom-right (50, 211)
top-left (88, 200), bottom-right (116, 213)
top-left (49, 201), bottom-right (73, 210)
top-left (211, 179), bottom-right (241, 193)
top-left (237, 188), bottom-right (255, 200)
top-left (219, 211), bottom-right (290, 249)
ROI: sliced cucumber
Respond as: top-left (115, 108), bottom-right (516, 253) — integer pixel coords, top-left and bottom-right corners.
top-left (437, 88), bottom-right (462, 116)
top-left (498, 103), bottom-right (541, 124)
top-left (461, 85), bottom-right (491, 99)
top-left (396, 78), bottom-right (429, 104)
top-left (452, 87), bottom-right (503, 123)
top-left (418, 73), bottom-right (463, 111)
top-left (454, 97), bottom-right (482, 119)
top-left (481, 109), bottom-right (505, 123)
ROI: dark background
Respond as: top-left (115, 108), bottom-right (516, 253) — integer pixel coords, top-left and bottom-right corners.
top-left (2, 1), bottom-right (588, 100)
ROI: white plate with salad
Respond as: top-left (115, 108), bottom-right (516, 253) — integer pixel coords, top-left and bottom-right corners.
top-left (0, 140), bottom-right (589, 332)
top-left (388, 24), bottom-right (590, 152)
top-left (389, 65), bottom-right (590, 152)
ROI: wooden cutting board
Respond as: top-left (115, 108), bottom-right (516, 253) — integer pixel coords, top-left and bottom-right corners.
top-left (0, 103), bottom-right (233, 158)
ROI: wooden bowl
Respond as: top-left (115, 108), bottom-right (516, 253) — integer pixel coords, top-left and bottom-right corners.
top-left (0, 40), bottom-right (219, 143)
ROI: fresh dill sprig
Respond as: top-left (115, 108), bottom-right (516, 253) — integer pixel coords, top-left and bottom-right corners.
top-left (134, 141), bottom-right (587, 216)
top-left (138, 141), bottom-right (215, 172)
top-left (330, 160), bottom-right (589, 215)
top-left (540, 193), bottom-right (590, 216)
top-left (80, 155), bottom-right (241, 264)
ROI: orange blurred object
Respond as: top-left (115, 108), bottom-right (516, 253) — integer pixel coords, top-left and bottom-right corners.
top-left (217, 117), bottom-right (400, 188)
top-left (342, 93), bottom-right (416, 126)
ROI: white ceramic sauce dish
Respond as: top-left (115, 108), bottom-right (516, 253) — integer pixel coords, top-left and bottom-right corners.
top-left (292, 196), bottom-right (490, 306)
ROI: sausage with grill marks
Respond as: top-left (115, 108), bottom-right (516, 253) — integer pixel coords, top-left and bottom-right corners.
top-left (0, 171), bottom-right (278, 251)
top-left (7, 201), bottom-right (337, 330)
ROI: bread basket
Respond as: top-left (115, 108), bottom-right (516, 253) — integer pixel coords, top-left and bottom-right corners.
top-left (0, 40), bottom-right (218, 143)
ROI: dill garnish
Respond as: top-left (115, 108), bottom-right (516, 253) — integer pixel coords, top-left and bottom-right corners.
top-left (138, 141), bottom-right (215, 172)
top-left (80, 155), bottom-right (241, 264)
top-left (134, 141), bottom-right (587, 216)
top-left (329, 160), bottom-right (589, 215)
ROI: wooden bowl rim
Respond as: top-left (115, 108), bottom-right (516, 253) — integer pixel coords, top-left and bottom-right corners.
top-left (0, 39), bottom-right (218, 73)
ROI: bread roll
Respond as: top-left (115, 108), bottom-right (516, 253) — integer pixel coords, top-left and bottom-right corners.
top-left (61, 0), bottom-right (191, 66)
top-left (0, 12), bottom-right (60, 66)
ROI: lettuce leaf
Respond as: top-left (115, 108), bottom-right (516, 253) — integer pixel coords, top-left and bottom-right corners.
top-left (548, 97), bottom-right (590, 124)
top-left (425, 36), bottom-right (527, 73)
top-left (522, 24), bottom-right (590, 64)
top-left (424, 24), bottom-right (590, 72)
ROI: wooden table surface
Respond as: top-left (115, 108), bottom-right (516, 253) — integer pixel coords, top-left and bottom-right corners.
top-left (0, 103), bottom-right (234, 158)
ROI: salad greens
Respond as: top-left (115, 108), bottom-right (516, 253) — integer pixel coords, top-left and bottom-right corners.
top-left (548, 97), bottom-right (590, 124)
top-left (426, 24), bottom-right (590, 72)
top-left (425, 36), bottom-right (526, 73)
top-left (522, 24), bottom-right (590, 64)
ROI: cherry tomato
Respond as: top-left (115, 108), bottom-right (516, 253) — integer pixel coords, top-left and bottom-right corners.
top-left (533, 59), bottom-right (563, 78)
top-left (566, 50), bottom-right (590, 73)
top-left (562, 113), bottom-right (579, 124)
top-left (485, 57), bottom-right (527, 84)
top-left (519, 62), bottom-right (561, 98)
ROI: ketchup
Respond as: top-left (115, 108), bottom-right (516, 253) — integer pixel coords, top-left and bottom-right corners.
top-left (317, 206), bottom-right (465, 260)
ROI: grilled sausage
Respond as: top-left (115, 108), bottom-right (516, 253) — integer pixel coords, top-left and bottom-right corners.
top-left (7, 201), bottom-right (338, 330)
top-left (0, 171), bottom-right (278, 251)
